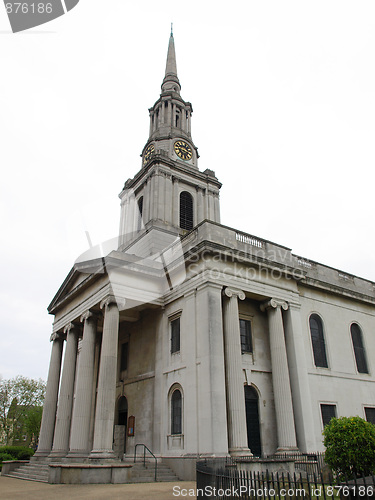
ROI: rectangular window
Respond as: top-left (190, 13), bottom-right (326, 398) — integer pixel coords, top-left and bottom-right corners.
top-left (321, 404), bottom-right (337, 427)
top-left (171, 317), bottom-right (180, 354)
top-left (365, 407), bottom-right (375, 425)
top-left (120, 342), bottom-right (129, 372)
top-left (240, 319), bottom-right (252, 354)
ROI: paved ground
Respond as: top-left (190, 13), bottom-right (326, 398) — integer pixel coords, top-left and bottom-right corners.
top-left (0, 476), bottom-right (197, 500)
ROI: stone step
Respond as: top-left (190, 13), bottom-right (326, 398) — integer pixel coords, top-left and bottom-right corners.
top-left (131, 462), bottom-right (179, 482)
top-left (3, 463), bottom-right (50, 483)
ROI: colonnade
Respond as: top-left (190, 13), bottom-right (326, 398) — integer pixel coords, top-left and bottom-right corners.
top-left (36, 284), bottom-right (313, 461)
top-left (35, 296), bottom-right (122, 459)
top-left (223, 287), bottom-right (311, 455)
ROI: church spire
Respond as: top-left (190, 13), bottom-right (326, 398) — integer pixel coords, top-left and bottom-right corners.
top-left (162, 29), bottom-right (181, 94)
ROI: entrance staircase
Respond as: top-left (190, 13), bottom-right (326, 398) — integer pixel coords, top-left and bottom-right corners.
top-left (130, 461), bottom-right (179, 483)
top-left (2, 460), bottom-right (179, 483)
top-left (3, 462), bottom-right (49, 483)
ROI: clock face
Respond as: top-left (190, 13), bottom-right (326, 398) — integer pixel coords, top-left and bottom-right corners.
top-left (143, 144), bottom-right (155, 165)
top-left (174, 140), bottom-right (192, 161)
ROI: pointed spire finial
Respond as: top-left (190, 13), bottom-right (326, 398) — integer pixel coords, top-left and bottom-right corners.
top-left (162, 29), bottom-right (181, 94)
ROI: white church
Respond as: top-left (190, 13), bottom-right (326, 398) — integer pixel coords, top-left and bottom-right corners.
top-left (31, 31), bottom-right (375, 480)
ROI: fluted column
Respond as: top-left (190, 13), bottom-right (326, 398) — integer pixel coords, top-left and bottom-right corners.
top-left (50, 323), bottom-right (80, 457)
top-left (68, 311), bottom-right (98, 457)
top-left (260, 299), bottom-right (298, 453)
top-left (223, 287), bottom-right (251, 456)
top-left (90, 296), bottom-right (122, 458)
top-left (34, 333), bottom-right (64, 458)
top-left (283, 304), bottom-right (316, 452)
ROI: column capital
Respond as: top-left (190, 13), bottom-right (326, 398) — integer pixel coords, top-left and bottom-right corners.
top-left (223, 287), bottom-right (245, 301)
top-left (260, 298), bottom-right (288, 312)
top-left (80, 310), bottom-right (99, 323)
top-left (100, 295), bottom-right (125, 311)
top-left (50, 332), bottom-right (63, 342)
top-left (63, 322), bottom-right (80, 335)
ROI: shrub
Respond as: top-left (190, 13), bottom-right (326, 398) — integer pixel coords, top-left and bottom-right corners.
top-left (0, 446), bottom-right (34, 461)
top-left (323, 416), bottom-right (375, 479)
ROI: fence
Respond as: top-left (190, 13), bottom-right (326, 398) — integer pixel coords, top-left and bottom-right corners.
top-left (196, 456), bottom-right (375, 499)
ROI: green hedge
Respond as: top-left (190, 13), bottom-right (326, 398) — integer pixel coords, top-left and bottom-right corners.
top-left (0, 446), bottom-right (34, 461)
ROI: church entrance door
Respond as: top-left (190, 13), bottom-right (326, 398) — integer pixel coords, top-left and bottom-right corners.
top-left (118, 396), bottom-right (128, 453)
top-left (244, 386), bottom-right (262, 457)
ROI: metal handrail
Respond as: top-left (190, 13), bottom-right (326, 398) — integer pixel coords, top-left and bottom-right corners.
top-left (134, 443), bottom-right (157, 481)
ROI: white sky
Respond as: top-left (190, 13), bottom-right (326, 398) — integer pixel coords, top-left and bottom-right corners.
top-left (1, 1), bottom-right (375, 381)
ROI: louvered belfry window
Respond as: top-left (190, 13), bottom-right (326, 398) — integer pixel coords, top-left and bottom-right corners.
top-left (351, 323), bottom-right (368, 374)
top-left (137, 196), bottom-right (143, 232)
top-left (309, 314), bottom-right (328, 368)
top-left (179, 191), bottom-right (193, 230)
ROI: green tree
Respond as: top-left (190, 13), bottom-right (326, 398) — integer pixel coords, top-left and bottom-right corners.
top-left (0, 376), bottom-right (46, 446)
top-left (323, 416), bottom-right (375, 479)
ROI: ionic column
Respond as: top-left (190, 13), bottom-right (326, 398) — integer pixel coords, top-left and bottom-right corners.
top-left (283, 304), bottom-right (316, 452)
top-left (223, 287), bottom-right (251, 456)
top-left (50, 323), bottom-right (80, 457)
top-left (90, 296), bottom-right (122, 458)
top-left (34, 333), bottom-right (64, 458)
top-left (68, 311), bottom-right (98, 457)
top-left (260, 299), bottom-right (298, 453)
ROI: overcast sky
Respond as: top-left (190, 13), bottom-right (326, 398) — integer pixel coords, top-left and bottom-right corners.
top-left (1, 1), bottom-right (375, 381)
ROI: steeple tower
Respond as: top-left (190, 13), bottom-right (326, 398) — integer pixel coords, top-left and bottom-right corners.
top-left (118, 32), bottom-right (221, 247)
top-left (144, 31), bottom-right (196, 166)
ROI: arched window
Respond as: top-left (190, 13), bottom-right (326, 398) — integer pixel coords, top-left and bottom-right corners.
top-left (171, 389), bottom-right (182, 435)
top-left (351, 323), bottom-right (368, 374)
top-left (179, 191), bottom-right (193, 230)
top-left (309, 314), bottom-right (328, 368)
top-left (137, 196), bottom-right (143, 232)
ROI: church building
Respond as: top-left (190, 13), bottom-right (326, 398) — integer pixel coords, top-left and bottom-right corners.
top-left (35, 31), bottom-right (375, 479)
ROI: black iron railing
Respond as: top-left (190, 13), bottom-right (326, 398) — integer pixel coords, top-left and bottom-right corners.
top-left (196, 455), bottom-right (375, 499)
top-left (134, 443), bottom-right (157, 481)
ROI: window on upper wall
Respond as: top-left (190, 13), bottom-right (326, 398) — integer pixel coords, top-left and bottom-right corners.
top-left (240, 319), bottom-right (252, 354)
top-left (309, 314), bottom-right (328, 368)
top-left (351, 323), bottom-right (369, 374)
top-left (120, 342), bottom-right (129, 372)
top-left (180, 191), bottom-right (193, 230)
top-left (321, 404), bottom-right (337, 427)
top-left (365, 407), bottom-right (375, 425)
top-left (170, 317), bottom-right (180, 354)
top-left (171, 388), bottom-right (182, 435)
top-left (137, 197), bottom-right (143, 232)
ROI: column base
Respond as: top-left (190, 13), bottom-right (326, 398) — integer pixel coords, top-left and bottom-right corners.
top-left (275, 447), bottom-right (299, 455)
top-left (89, 450), bottom-right (116, 460)
top-left (48, 450), bottom-right (69, 459)
top-left (33, 450), bottom-right (51, 459)
top-left (65, 451), bottom-right (90, 460)
top-left (229, 447), bottom-right (252, 457)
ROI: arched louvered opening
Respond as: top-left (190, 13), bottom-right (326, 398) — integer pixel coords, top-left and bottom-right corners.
top-left (179, 191), bottom-right (193, 230)
top-left (137, 196), bottom-right (143, 232)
